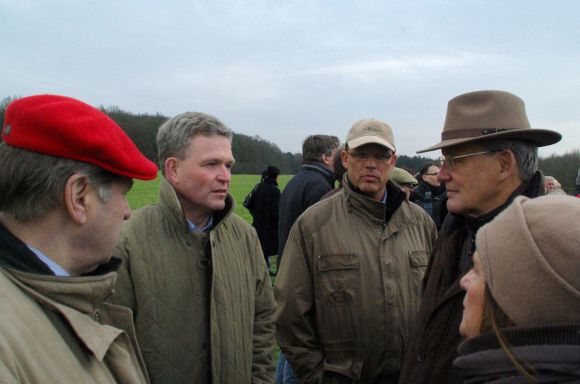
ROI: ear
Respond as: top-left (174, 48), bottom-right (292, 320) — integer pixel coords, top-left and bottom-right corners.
top-left (164, 157), bottom-right (179, 184)
top-left (321, 153), bottom-right (332, 166)
top-left (497, 150), bottom-right (516, 181)
top-left (64, 174), bottom-right (91, 225)
top-left (341, 149), bottom-right (349, 169)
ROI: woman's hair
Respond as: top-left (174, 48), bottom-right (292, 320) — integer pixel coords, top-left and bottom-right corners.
top-left (481, 287), bottom-right (537, 382)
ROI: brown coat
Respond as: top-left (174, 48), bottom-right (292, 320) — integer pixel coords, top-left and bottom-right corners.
top-left (275, 181), bottom-right (437, 383)
top-left (0, 266), bottom-right (149, 384)
top-left (398, 171), bottom-right (545, 384)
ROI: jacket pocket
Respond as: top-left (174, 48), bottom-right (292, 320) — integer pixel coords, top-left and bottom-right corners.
top-left (408, 250), bottom-right (429, 297)
top-left (315, 253), bottom-right (360, 354)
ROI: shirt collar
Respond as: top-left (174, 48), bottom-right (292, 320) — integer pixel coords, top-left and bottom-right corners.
top-left (187, 215), bottom-right (214, 233)
top-left (26, 244), bottom-right (70, 277)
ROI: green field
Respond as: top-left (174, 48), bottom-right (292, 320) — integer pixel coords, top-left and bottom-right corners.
top-left (128, 173), bottom-right (294, 225)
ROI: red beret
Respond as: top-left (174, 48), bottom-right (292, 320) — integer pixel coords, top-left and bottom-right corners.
top-left (2, 95), bottom-right (158, 180)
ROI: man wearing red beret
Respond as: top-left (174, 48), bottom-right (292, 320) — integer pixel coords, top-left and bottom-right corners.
top-left (112, 112), bottom-right (276, 383)
top-left (0, 95), bottom-right (157, 383)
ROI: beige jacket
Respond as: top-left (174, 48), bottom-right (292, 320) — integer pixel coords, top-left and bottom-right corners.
top-left (0, 266), bottom-right (149, 384)
top-left (275, 181), bottom-right (437, 383)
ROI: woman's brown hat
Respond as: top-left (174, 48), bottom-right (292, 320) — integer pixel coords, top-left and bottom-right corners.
top-left (417, 90), bottom-right (561, 153)
top-left (476, 195), bottom-right (580, 326)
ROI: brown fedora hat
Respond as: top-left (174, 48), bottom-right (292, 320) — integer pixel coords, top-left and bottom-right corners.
top-left (417, 90), bottom-right (561, 153)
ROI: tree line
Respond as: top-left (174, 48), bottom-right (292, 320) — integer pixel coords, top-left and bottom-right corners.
top-left (1, 96), bottom-right (578, 192)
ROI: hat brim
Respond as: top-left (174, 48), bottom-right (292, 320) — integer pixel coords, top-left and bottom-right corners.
top-left (416, 128), bottom-right (561, 154)
top-left (348, 136), bottom-right (396, 152)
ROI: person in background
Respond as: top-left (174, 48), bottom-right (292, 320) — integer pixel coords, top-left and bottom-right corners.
top-left (322, 144), bottom-right (347, 199)
top-left (399, 90), bottom-right (561, 384)
top-left (275, 118), bottom-right (437, 383)
top-left (455, 195), bottom-right (580, 382)
top-left (249, 165), bottom-right (281, 270)
top-left (410, 162), bottom-right (445, 228)
top-left (112, 112), bottom-right (276, 384)
top-left (276, 134), bottom-right (340, 384)
top-left (0, 94), bottom-right (156, 383)
top-left (544, 175), bottom-right (567, 195)
top-left (390, 167), bottom-right (419, 199)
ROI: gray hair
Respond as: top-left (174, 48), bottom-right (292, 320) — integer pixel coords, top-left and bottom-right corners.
top-left (156, 112), bottom-right (233, 174)
top-left (0, 143), bottom-right (120, 222)
top-left (302, 135), bottom-right (340, 163)
top-left (480, 139), bottom-right (538, 181)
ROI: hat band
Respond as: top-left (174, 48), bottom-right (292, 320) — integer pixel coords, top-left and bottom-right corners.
top-left (441, 128), bottom-right (513, 140)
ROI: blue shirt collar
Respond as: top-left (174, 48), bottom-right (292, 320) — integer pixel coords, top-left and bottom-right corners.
top-left (27, 245), bottom-right (70, 277)
top-left (187, 215), bottom-right (214, 233)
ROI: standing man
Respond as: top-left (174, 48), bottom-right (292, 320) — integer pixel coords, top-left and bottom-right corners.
top-left (275, 134), bottom-right (339, 383)
top-left (0, 95), bottom-right (156, 383)
top-left (399, 90), bottom-right (561, 384)
top-left (275, 119), bottom-right (438, 383)
top-left (113, 112), bottom-right (276, 383)
top-left (277, 134), bottom-right (340, 272)
top-left (410, 163), bottom-right (445, 228)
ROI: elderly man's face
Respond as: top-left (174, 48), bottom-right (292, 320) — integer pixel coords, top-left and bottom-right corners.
top-left (437, 144), bottom-right (507, 218)
top-left (545, 179), bottom-right (555, 193)
top-left (342, 143), bottom-right (396, 201)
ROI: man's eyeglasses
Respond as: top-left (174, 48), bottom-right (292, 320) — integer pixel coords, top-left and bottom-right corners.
top-left (438, 151), bottom-right (492, 169)
top-left (348, 150), bottom-right (392, 163)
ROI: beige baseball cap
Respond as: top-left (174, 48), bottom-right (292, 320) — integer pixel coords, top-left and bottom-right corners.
top-left (346, 118), bottom-right (396, 152)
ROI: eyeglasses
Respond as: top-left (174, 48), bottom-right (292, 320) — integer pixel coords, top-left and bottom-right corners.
top-left (423, 172), bottom-right (439, 176)
top-left (347, 150), bottom-right (392, 163)
top-left (438, 151), bottom-right (492, 169)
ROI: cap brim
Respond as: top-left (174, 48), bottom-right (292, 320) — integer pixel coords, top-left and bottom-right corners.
top-left (416, 128), bottom-right (561, 153)
top-left (348, 136), bottom-right (396, 152)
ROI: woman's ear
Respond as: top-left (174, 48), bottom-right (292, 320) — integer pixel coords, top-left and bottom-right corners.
top-left (64, 174), bottom-right (91, 225)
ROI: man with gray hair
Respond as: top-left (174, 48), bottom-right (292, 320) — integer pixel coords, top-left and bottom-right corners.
top-left (113, 112), bottom-right (277, 383)
top-left (399, 90), bottom-right (562, 384)
top-left (0, 94), bottom-right (156, 383)
top-left (275, 119), bottom-right (437, 383)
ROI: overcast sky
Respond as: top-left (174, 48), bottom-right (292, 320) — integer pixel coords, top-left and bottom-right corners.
top-left (1, 0), bottom-right (579, 157)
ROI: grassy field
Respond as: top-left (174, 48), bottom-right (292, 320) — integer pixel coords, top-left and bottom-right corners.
top-left (128, 173), bottom-right (294, 225)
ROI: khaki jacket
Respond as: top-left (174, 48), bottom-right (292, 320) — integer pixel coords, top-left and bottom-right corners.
top-left (275, 181), bottom-right (437, 383)
top-left (113, 178), bottom-right (276, 384)
top-left (0, 266), bottom-right (149, 384)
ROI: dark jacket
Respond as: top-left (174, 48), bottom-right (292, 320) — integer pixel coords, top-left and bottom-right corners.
top-left (454, 324), bottom-right (580, 383)
top-left (250, 178), bottom-right (281, 257)
top-left (399, 171), bottom-right (545, 384)
top-left (277, 162), bottom-right (334, 269)
top-left (410, 181), bottom-right (446, 229)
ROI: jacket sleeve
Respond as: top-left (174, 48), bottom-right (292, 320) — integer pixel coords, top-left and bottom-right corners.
top-left (110, 234), bottom-right (137, 314)
top-left (251, 234), bottom-right (277, 383)
top-left (274, 220), bottom-right (324, 383)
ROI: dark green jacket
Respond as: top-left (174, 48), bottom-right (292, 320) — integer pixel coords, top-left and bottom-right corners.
top-left (113, 178), bottom-right (276, 384)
